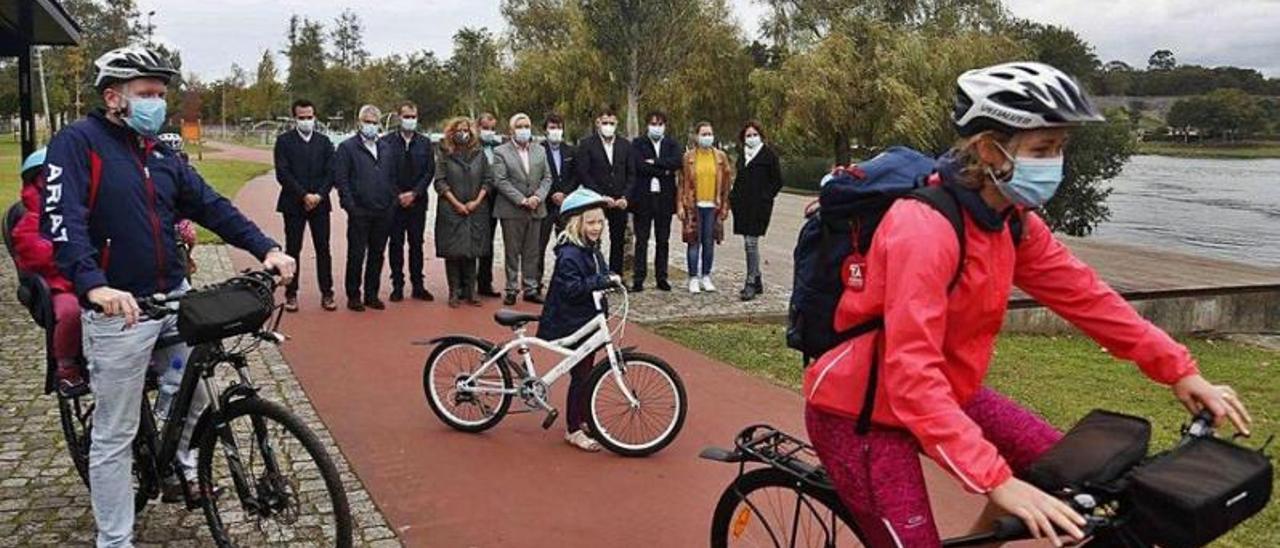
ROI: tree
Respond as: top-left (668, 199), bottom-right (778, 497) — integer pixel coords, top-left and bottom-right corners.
top-left (330, 9), bottom-right (369, 68)
top-left (1014, 22), bottom-right (1098, 83)
top-left (1095, 60), bottom-right (1134, 95)
top-left (447, 27), bottom-right (502, 119)
top-left (246, 50), bottom-right (284, 119)
top-left (580, 0), bottom-right (701, 137)
top-left (1167, 89), bottom-right (1265, 140)
top-left (392, 51), bottom-right (455, 127)
top-left (1147, 49), bottom-right (1176, 71)
top-left (760, 0), bottom-right (1005, 50)
top-left (284, 15), bottom-right (327, 110)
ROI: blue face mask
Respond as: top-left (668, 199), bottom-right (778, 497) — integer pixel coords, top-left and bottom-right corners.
top-left (124, 96), bottom-right (167, 136)
top-left (992, 144), bottom-right (1064, 208)
top-left (360, 123), bottom-right (380, 139)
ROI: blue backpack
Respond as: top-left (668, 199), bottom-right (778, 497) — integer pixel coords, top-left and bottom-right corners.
top-left (785, 147), bottom-right (972, 364)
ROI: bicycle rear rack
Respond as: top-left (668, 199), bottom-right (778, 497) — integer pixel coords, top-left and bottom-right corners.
top-left (731, 424), bottom-right (833, 490)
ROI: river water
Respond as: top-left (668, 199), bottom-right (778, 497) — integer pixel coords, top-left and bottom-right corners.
top-left (1091, 155), bottom-right (1280, 268)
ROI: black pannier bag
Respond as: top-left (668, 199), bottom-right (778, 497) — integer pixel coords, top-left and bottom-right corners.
top-left (1126, 435), bottom-right (1273, 548)
top-left (1023, 409), bottom-right (1152, 491)
top-left (177, 278), bottom-right (275, 345)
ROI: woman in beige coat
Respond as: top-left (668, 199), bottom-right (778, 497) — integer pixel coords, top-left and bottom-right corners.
top-left (676, 121), bottom-right (733, 293)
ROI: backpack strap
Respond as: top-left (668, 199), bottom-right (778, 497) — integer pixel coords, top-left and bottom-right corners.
top-left (1008, 210), bottom-right (1024, 247)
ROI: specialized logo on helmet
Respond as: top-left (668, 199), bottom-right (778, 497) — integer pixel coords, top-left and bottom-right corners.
top-left (978, 103), bottom-right (1034, 126)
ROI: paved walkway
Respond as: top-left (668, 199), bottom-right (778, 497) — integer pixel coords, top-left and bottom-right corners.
top-left (223, 167), bottom-right (992, 546)
top-left (0, 244), bottom-right (399, 546)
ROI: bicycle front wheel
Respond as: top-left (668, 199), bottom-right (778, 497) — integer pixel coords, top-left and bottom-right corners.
top-left (711, 468), bottom-right (866, 548)
top-left (585, 352), bottom-right (687, 457)
top-left (196, 397), bottom-right (352, 547)
top-left (423, 339), bottom-right (513, 433)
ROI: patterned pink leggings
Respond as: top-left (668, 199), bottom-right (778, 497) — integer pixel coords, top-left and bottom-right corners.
top-left (805, 388), bottom-right (1062, 547)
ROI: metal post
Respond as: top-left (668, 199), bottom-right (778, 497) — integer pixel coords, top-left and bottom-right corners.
top-left (18, 0), bottom-right (35, 158)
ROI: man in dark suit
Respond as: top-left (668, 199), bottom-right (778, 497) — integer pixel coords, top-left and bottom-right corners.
top-left (380, 101), bottom-right (436, 302)
top-left (574, 106), bottom-right (635, 274)
top-left (334, 104), bottom-right (396, 311)
top-left (630, 111), bottom-right (681, 292)
top-left (274, 99), bottom-right (337, 312)
top-left (538, 113), bottom-right (576, 292)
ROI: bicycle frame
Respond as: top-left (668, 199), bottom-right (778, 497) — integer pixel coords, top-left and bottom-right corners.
top-left (460, 290), bottom-right (639, 406)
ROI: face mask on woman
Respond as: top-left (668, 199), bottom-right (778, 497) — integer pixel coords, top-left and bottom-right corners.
top-left (697, 135), bottom-right (714, 148)
top-left (990, 142), bottom-right (1064, 208)
top-left (453, 131), bottom-right (471, 145)
top-left (744, 135), bottom-right (762, 149)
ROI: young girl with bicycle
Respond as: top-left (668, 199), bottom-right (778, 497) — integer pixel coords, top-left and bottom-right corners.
top-left (803, 62), bottom-right (1253, 547)
top-left (538, 187), bottom-right (619, 452)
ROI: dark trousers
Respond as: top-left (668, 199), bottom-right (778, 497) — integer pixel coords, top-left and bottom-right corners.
top-left (345, 213), bottom-right (391, 301)
top-left (283, 211), bottom-right (333, 298)
top-left (477, 217), bottom-right (498, 291)
top-left (632, 206), bottom-right (672, 285)
top-left (604, 207), bottom-right (628, 275)
top-left (388, 205), bottom-right (427, 290)
top-left (444, 258), bottom-right (478, 300)
top-left (536, 205), bottom-right (559, 291)
top-left (565, 351), bottom-right (597, 433)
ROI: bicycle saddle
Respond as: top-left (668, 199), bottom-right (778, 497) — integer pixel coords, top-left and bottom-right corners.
top-left (493, 309), bottom-right (540, 327)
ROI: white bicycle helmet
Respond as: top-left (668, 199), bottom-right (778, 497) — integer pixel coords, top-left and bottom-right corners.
top-left (953, 61), bottom-right (1104, 136)
top-left (94, 46), bottom-right (179, 91)
top-left (157, 132), bottom-right (184, 151)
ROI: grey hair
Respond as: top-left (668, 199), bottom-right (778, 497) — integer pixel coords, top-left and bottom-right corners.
top-left (358, 104), bottom-right (381, 120)
top-left (509, 112), bottom-right (531, 129)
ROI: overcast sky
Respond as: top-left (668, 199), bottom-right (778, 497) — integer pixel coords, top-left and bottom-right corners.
top-left (136, 0), bottom-right (1280, 81)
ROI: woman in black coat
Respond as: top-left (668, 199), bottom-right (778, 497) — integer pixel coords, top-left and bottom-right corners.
top-left (728, 121), bottom-right (784, 301)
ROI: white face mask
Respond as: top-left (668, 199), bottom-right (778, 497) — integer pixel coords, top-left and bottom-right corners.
top-left (547, 128), bottom-right (564, 144)
top-left (697, 135), bottom-right (714, 148)
top-left (400, 118), bottom-right (418, 132)
top-left (648, 125), bottom-right (665, 140)
top-left (599, 123), bottom-right (617, 139)
top-left (744, 135), bottom-right (762, 149)
top-left (513, 128), bottom-right (532, 144)
top-left (296, 119), bottom-right (316, 134)
top-left (480, 129), bottom-right (498, 144)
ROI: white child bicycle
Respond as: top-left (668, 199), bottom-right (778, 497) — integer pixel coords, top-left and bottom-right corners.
top-left (421, 276), bottom-right (687, 457)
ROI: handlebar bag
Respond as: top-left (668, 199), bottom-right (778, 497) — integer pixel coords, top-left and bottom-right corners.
top-left (177, 279), bottom-right (274, 345)
top-left (1023, 409), bottom-right (1152, 491)
top-left (1126, 435), bottom-right (1272, 548)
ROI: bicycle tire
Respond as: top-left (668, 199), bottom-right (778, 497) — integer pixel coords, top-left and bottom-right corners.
top-left (584, 351), bottom-right (686, 457)
top-left (422, 339), bottom-right (513, 433)
top-left (710, 468), bottom-right (866, 548)
top-left (195, 397), bottom-right (353, 548)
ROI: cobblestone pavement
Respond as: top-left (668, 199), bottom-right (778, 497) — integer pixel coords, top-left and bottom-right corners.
top-left (0, 244), bottom-right (401, 547)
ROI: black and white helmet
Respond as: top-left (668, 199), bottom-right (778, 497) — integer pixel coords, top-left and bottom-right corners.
top-left (953, 61), bottom-right (1104, 136)
top-left (94, 46), bottom-right (179, 91)
top-left (157, 132), bottom-right (184, 151)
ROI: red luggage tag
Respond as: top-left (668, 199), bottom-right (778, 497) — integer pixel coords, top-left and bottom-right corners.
top-left (843, 252), bottom-right (866, 291)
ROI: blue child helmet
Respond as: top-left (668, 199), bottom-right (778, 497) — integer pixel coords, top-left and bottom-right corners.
top-left (21, 147), bottom-right (47, 178)
top-left (558, 187), bottom-right (610, 221)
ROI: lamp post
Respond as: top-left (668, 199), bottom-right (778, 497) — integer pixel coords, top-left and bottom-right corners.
top-left (146, 10), bottom-right (156, 45)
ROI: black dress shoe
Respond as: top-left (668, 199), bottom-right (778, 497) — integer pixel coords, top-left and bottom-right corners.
top-left (347, 300), bottom-right (365, 312)
top-left (523, 292), bottom-right (544, 304)
top-left (656, 280), bottom-right (672, 291)
top-left (389, 287), bottom-right (404, 302)
top-left (413, 287), bottom-right (434, 301)
top-left (479, 286), bottom-right (502, 298)
top-left (503, 293), bottom-right (517, 306)
top-left (365, 298), bottom-right (386, 310)
top-left (631, 282), bottom-right (646, 293)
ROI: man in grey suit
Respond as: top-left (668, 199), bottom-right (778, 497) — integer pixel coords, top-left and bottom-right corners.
top-left (492, 112), bottom-right (553, 305)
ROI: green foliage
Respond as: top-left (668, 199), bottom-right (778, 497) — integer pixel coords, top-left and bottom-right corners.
top-left (1167, 89), bottom-right (1267, 140)
top-left (1147, 49), bottom-right (1177, 71)
top-left (1040, 110), bottom-right (1132, 236)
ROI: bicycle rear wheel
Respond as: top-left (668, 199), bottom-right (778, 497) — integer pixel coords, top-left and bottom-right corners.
top-left (423, 339), bottom-right (513, 433)
top-left (58, 393), bottom-right (92, 487)
top-left (196, 397), bottom-right (352, 547)
top-left (711, 468), bottom-right (866, 548)
top-left (585, 352), bottom-right (686, 457)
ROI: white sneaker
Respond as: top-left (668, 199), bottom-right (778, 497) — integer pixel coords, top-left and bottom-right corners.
top-left (700, 276), bottom-right (717, 292)
top-left (565, 430), bottom-right (601, 452)
top-left (688, 278), bottom-right (701, 294)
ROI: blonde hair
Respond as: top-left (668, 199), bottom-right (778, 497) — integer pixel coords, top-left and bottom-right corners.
top-left (442, 116), bottom-right (477, 155)
top-left (557, 209), bottom-right (605, 248)
top-left (950, 131), bottom-right (1012, 190)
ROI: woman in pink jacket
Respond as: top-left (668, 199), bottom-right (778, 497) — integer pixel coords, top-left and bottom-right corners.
top-left (803, 62), bottom-right (1253, 547)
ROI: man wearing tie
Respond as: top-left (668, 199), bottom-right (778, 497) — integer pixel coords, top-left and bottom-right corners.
top-left (574, 106), bottom-right (636, 274)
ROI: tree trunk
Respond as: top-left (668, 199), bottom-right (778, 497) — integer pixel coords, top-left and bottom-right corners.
top-left (834, 131), bottom-right (852, 166)
top-left (626, 47), bottom-right (640, 139)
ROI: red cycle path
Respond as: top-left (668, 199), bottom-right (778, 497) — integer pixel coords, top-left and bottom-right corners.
top-left (215, 142), bottom-right (1000, 547)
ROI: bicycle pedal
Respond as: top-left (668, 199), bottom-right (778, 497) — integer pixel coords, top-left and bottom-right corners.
top-left (541, 409), bottom-right (559, 430)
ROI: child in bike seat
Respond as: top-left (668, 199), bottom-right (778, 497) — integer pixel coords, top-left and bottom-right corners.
top-left (10, 148), bottom-right (87, 396)
top-left (538, 188), bottom-right (617, 453)
top-left (802, 62), bottom-right (1253, 547)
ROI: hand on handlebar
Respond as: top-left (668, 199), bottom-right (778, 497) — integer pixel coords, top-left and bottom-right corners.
top-left (262, 249), bottom-right (297, 285)
top-left (608, 274), bottom-right (623, 288)
top-left (87, 286), bottom-right (142, 328)
top-left (1173, 374), bottom-right (1252, 436)
top-left (988, 477), bottom-right (1086, 547)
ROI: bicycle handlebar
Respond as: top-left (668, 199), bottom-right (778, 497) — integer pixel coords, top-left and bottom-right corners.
top-left (89, 268), bottom-right (282, 321)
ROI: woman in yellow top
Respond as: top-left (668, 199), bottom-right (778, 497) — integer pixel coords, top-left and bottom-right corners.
top-left (677, 121), bottom-right (733, 293)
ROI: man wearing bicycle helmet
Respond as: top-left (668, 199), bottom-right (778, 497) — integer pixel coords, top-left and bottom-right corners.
top-left (803, 62), bottom-right (1252, 547)
top-left (43, 45), bottom-right (295, 547)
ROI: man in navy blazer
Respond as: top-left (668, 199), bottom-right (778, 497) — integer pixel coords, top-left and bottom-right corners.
top-left (630, 111), bottom-right (681, 292)
top-left (574, 106), bottom-right (635, 275)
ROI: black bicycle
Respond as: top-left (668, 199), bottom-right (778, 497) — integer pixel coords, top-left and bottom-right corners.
top-left (702, 412), bottom-right (1271, 547)
top-left (59, 270), bottom-right (353, 547)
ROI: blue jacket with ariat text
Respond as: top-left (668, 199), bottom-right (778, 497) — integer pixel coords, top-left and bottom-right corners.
top-left (44, 110), bottom-right (278, 299)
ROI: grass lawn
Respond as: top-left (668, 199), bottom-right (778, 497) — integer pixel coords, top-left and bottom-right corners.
top-left (1138, 141), bottom-right (1280, 159)
top-left (0, 139), bottom-right (270, 244)
top-left (650, 320), bottom-right (1279, 547)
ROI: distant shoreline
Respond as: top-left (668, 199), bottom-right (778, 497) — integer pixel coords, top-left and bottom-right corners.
top-left (1137, 142), bottom-right (1280, 160)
